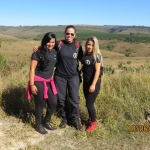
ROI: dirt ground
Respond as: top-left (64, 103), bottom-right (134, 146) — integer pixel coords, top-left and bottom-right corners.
top-left (0, 112), bottom-right (102, 150)
top-left (1, 108), bottom-right (150, 150)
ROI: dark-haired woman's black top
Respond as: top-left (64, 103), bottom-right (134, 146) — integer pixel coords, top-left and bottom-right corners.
top-left (54, 40), bottom-right (83, 77)
top-left (31, 47), bottom-right (57, 79)
top-left (81, 54), bottom-right (101, 83)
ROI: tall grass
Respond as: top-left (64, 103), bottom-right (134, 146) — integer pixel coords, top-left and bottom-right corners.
top-left (0, 65), bottom-right (35, 123)
top-left (100, 72), bottom-right (150, 133)
top-left (79, 65), bottom-right (150, 136)
top-left (0, 54), bottom-right (34, 123)
top-left (0, 53), bottom-right (8, 70)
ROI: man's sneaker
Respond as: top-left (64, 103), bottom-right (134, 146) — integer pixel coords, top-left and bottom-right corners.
top-left (59, 118), bottom-right (67, 128)
top-left (86, 122), bottom-right (98, 132)
top-left (72, 118), bottom-right (82, 131)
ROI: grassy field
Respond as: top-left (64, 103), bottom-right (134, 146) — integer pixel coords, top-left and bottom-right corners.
top-left (0, 26), bottom-right (150, 149)
top-left (0, 59), bottom-right (150, 150)
top-left (0, 37), bottom-right (150, 68)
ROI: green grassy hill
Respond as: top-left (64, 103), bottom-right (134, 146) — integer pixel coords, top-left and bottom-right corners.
top-left (0, 25), bottom-right (150, 40)
top-left (0, 26), bottom-right (150, 68)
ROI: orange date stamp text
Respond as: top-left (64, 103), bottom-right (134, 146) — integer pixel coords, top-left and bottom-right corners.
top-left (128, 125), bottom-right (150, 132)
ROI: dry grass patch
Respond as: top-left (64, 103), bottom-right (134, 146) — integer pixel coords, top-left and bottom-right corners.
top-left (114, 42), bottom-right (150, 57)
top-left (0, 39), bottom-right (40, 64)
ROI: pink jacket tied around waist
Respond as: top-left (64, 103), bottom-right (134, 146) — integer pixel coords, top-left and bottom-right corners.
top-left (26, 75), bottom-right (58, 100)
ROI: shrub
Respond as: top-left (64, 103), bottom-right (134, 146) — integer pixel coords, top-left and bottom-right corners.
top-left (127, 61), bottom-right (131, 65)
top-left (124, 49), bottom-right (132, 57)
top-left (106, 44), bottom-right (114, 51)
top-left (0, 53), bottom-right (8, 70)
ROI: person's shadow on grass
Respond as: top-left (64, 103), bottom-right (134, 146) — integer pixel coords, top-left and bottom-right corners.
top-left (1, 86), bottom-right (35, 126)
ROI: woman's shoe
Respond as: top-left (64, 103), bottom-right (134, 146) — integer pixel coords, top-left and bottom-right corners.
top-left (35, 124), bottom-right (48, 134)
top-left (43, 122), bottom-right (56, 130)
top-left (83, 118), bottom-right (91, 129)
top-left (86, 122), bottom-right (98, 132)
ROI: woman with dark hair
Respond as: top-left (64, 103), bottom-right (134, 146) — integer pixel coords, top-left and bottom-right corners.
top-left (26, 32), bottom-right (58, 134)
top-left (33, 25), bottom-right (83, 131)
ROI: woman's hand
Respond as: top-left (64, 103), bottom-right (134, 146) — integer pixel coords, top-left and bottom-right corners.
top-left (30, 85), bottom-right (38, 95)
top-left (33, 46), bottom-right (39, 52)
top-left (89, 84), bottom-right (95, 93)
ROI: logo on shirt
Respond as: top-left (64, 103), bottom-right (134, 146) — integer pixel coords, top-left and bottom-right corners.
top-left (54, 55), bottom-right (57, 59)
top-left (73, 53), bottom-right (77, 59)
top-left (85, 60), bottom-right (91, 65)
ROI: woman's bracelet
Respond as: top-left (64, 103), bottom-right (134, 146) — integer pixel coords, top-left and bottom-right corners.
top-left (30, 85), bottom-right (35, 87)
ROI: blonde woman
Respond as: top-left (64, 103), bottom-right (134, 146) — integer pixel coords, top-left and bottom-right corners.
top-left (81, 36), bottom-right (103, 132)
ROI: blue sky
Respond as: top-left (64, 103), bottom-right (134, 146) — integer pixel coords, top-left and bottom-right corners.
top-left (0, 0), bottom-right (149, 26)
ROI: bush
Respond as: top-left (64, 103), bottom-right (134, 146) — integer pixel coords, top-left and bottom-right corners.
top-left (106, 44), bottom-right (114, 51)
top-left (127, 61), bottom-right (131, 65)
top-left (0, 53), bottom-right (8, 70)
top-left (124, 49), bottom-right (132, 57)
top-left (0, 54), bottom-right (27, 77)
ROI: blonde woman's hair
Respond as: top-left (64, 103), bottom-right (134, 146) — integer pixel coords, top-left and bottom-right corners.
top-left (85, 36), bottom-right (103, 66)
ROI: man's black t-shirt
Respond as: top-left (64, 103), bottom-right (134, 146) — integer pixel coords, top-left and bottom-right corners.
top-left (81, 54), bottom-right (101, 82)
top-left (54, 40), bottom-right (83, 77)
top-left (31, 47), bottom-right (57, 79)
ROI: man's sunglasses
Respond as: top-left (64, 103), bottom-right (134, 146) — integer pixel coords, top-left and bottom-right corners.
top-left (66, 33), bottom-right (75, 36)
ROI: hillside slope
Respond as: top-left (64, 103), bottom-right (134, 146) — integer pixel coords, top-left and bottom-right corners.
top-left (0, 25), bottom-right (150, 39)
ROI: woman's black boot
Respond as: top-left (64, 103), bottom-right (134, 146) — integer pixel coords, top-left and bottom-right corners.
top-left (43, 108), bottom-right (56, 130)
top-left (43, 120), bottom-right (56, 130)
top-left (35, 123), bottom-right (48, 134)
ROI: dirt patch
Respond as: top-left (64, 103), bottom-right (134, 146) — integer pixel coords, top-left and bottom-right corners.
top-left (0, 116), bottom-right (66, 150)
top-left (1, 109), bottom-right (150, 150)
